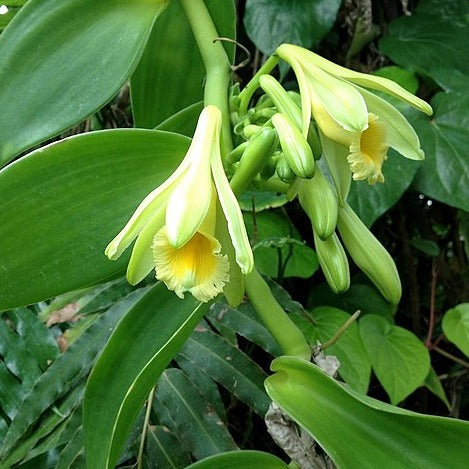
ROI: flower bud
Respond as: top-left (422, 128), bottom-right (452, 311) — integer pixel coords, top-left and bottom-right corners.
top-left (275, 153), bottom-right (296, 183)
top-left (259, 74), bottom-right (302, 129)
top-left (337, 204), bottom-right (402, 304)
top-left (229, 127), bottom-right (278, 195)
top-left (272, 113), bottom-right (315, 179)
top-left (298, 168), bottom-right (338, 240)
top-left (314, 230), bottom-right (350, 294)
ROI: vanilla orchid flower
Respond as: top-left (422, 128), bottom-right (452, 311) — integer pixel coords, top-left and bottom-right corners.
top-left (276, 44), bottom-right (432, 184)
top-left (105, 105), bottom-right (253, 302)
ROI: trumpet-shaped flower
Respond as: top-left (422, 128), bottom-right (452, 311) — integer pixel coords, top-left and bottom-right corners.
top-left (105, 105), bottom-right (253, 302)
top-left (275, 44), bottom-right (432, 184)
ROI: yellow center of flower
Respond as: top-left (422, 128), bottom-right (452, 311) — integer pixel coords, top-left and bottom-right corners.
top-left (347, 113), bottom-right (388, 184)
top-left (152, 226), bottom-right (229, 302)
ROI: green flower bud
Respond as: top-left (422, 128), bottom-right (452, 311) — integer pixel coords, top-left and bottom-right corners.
top-left (259, 150), bottom-right (280, 180)
top-left (298, 167), bottom-right (338, 240)
top-left (230, 127), bottom-right (278, 196)
top-left (337, 203), bottom-right (402, 304)
top-left (259, 74), bottom-right (302, 129)
top-left (314, 230), bottom-right (350, 294)
top-left (272, 113), bottom-right (315, 179)
top-left (307, 121), bottom-right (322, 160)
top-left (275, 153), bottom-right (296, 183)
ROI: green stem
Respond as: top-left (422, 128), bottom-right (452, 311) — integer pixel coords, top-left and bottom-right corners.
top-left (137, 386), bottom-right (156, 469)
top-left (180, 0), bottom-right (233, 156)
top-left (245, 268), bottom-right (311, 360)
top-left (238, 54), bottom-right (280, 116)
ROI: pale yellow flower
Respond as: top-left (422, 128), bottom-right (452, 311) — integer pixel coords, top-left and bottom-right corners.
top-left (105, 105), bottom-right (253, 302)
top-left (276, 44), bottom-right (432, 184)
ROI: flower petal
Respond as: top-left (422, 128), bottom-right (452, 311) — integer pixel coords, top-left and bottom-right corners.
top-left (359, 87), bottom-right (425, 161)
top-left (211, 138), bottom-right (254, 275)
top-left (153, 226), bottom-right (229, 302)
top-left (126, 203), bottom-right (166, 285)
top-left (165, 106), bottom-right (220, 248)
top-left (282, 44), bottom-right (432, 116)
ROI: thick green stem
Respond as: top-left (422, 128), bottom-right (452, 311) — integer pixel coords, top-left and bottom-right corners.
top-left (238, 54), bottom-right (280, 116)
top-left (180, 0), bottom-right (232, 156)
top-left (245, 268), bottom-right (311, 360)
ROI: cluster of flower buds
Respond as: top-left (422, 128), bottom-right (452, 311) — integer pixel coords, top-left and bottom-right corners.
top-left (228, 44), bottom-right (433, 304)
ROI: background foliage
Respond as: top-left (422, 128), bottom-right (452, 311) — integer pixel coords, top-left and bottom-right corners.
top-left (0, 0), bottom-right (467, 467)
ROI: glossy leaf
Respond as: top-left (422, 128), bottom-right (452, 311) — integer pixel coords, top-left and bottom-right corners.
top-left (143, 425), bottom-right (191, 469)
top-left (379, 10), bottom-right (468, 89)
top-left (265, 356), bottom-right (469, 469)
top-left (424, 367), bottom-right (450, 410)
top-left (208, 301), bottom-right (282, 356)
top-left (0, 0), bottom-right (167, 165)
top-left (177, 327), bottom-right (270, 416)
top-left (412, 92), bottom-right (469, 210)
top-left (154, 368), bottom-right (237, 460)
top-left (155, 102), bottom-right (204, 137)
top-left (292, 307), bottom-right (371, 394)
top-left (359, 315), bottom-right (430, 404)
top-left (0, 129), bottom-right (189, 310)
top-left (131, 0), bottom-right (236, 128)
top-left (442, 303), bottom-right (469, 357)
top-left (244, 0), bottom-right (341, 55)
top-left (83, 283), bottom-right (207, 469)
top-left (185, 450), bottom-right (289, 469)
top-left (0, 288), bottom-right (149, 461)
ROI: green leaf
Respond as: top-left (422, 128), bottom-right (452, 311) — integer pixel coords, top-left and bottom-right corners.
top-left (0, 0), bottom-right (167, 165)
top-left (185, 450), bottom-right (289, 469)
top-left (308, 282), bottom-right (396, 320)
top-left (359, 315), bottom-right (430, 404)
top-left (412, 92), bottom-right (469, 211)
top-left (208, 301), bottom-right (282, 356)
top-left (379, 11), bottom-right (468, 89)
top-left (0, 288), bottom-right (149, 463)
top-left (301, 307), bottom-right (371, 394)
top-left (143, 425), bottom-right (191, 469)
top-left (83, 283), bottom-right (207, 469)
top-left (442, 303), bottom-right (469, 357)
top-left (131, 0), bottom-right (236, 128)
top-left (244, 0), bottom-right (341, 55)
top-left (265, 356), bottom-right (469, 469)
top-left (348, 148), bottom-right (421, 227)
top-left (239, 191), bottom-right (288, 212)
top-left (56, 425), bottom-right (84, 469)
top-left (424, 367), bottom-right (450, 410)
top-left (177, 327), bottom-right (270, 416)
top-left (154, 368), bottom-right (237, 460)
top-left (244, 210), bottom-right (319, 279)
top-left (155, 102), bottom-right (204, 137)
top-left (0, 129), bottom-right (188, 310)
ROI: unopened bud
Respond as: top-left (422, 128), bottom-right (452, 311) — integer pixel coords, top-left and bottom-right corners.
top-left (259, 75), bottom-right (302, 129)
top-left (337, 204), bottom-right (402, 304)
top-left (298, 168), bottom-right (338, 240)
top-left (275, 153), bottom-right (296, 183)
top-left (314, 230), bottom-right (350, 294)
top-left (272, 113), bottom-right (315, 179)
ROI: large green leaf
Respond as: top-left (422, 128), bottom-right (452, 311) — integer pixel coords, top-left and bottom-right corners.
top-left (0, 129), bottom-right (189, 310)
top-left (379, 9), bottom-right (468, 89)
top-left (412, 92), bottom-right (469, 211)
top-left (83, 283), bottom-right (207, 469)
top-left (154, 368), bottom-right (237, 460)
top-left (244, 0), bottom-right (341, 55)
top-left (265, 356), bottom-right (469, 469)
top-left (348, 149), bottom-right (420, 226)
top-left (185, 450), bottom-right (289, 469)
top-left (359, 315), bottom-right (430, 405)
top-left (442, 303), bottom-right (469, 357)
top-left (0, 0), bottom-right (167, 165)
top-left (131, 0), bottom-right (236, 128)
top-left (177, 327), bottom-right (270, 416)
